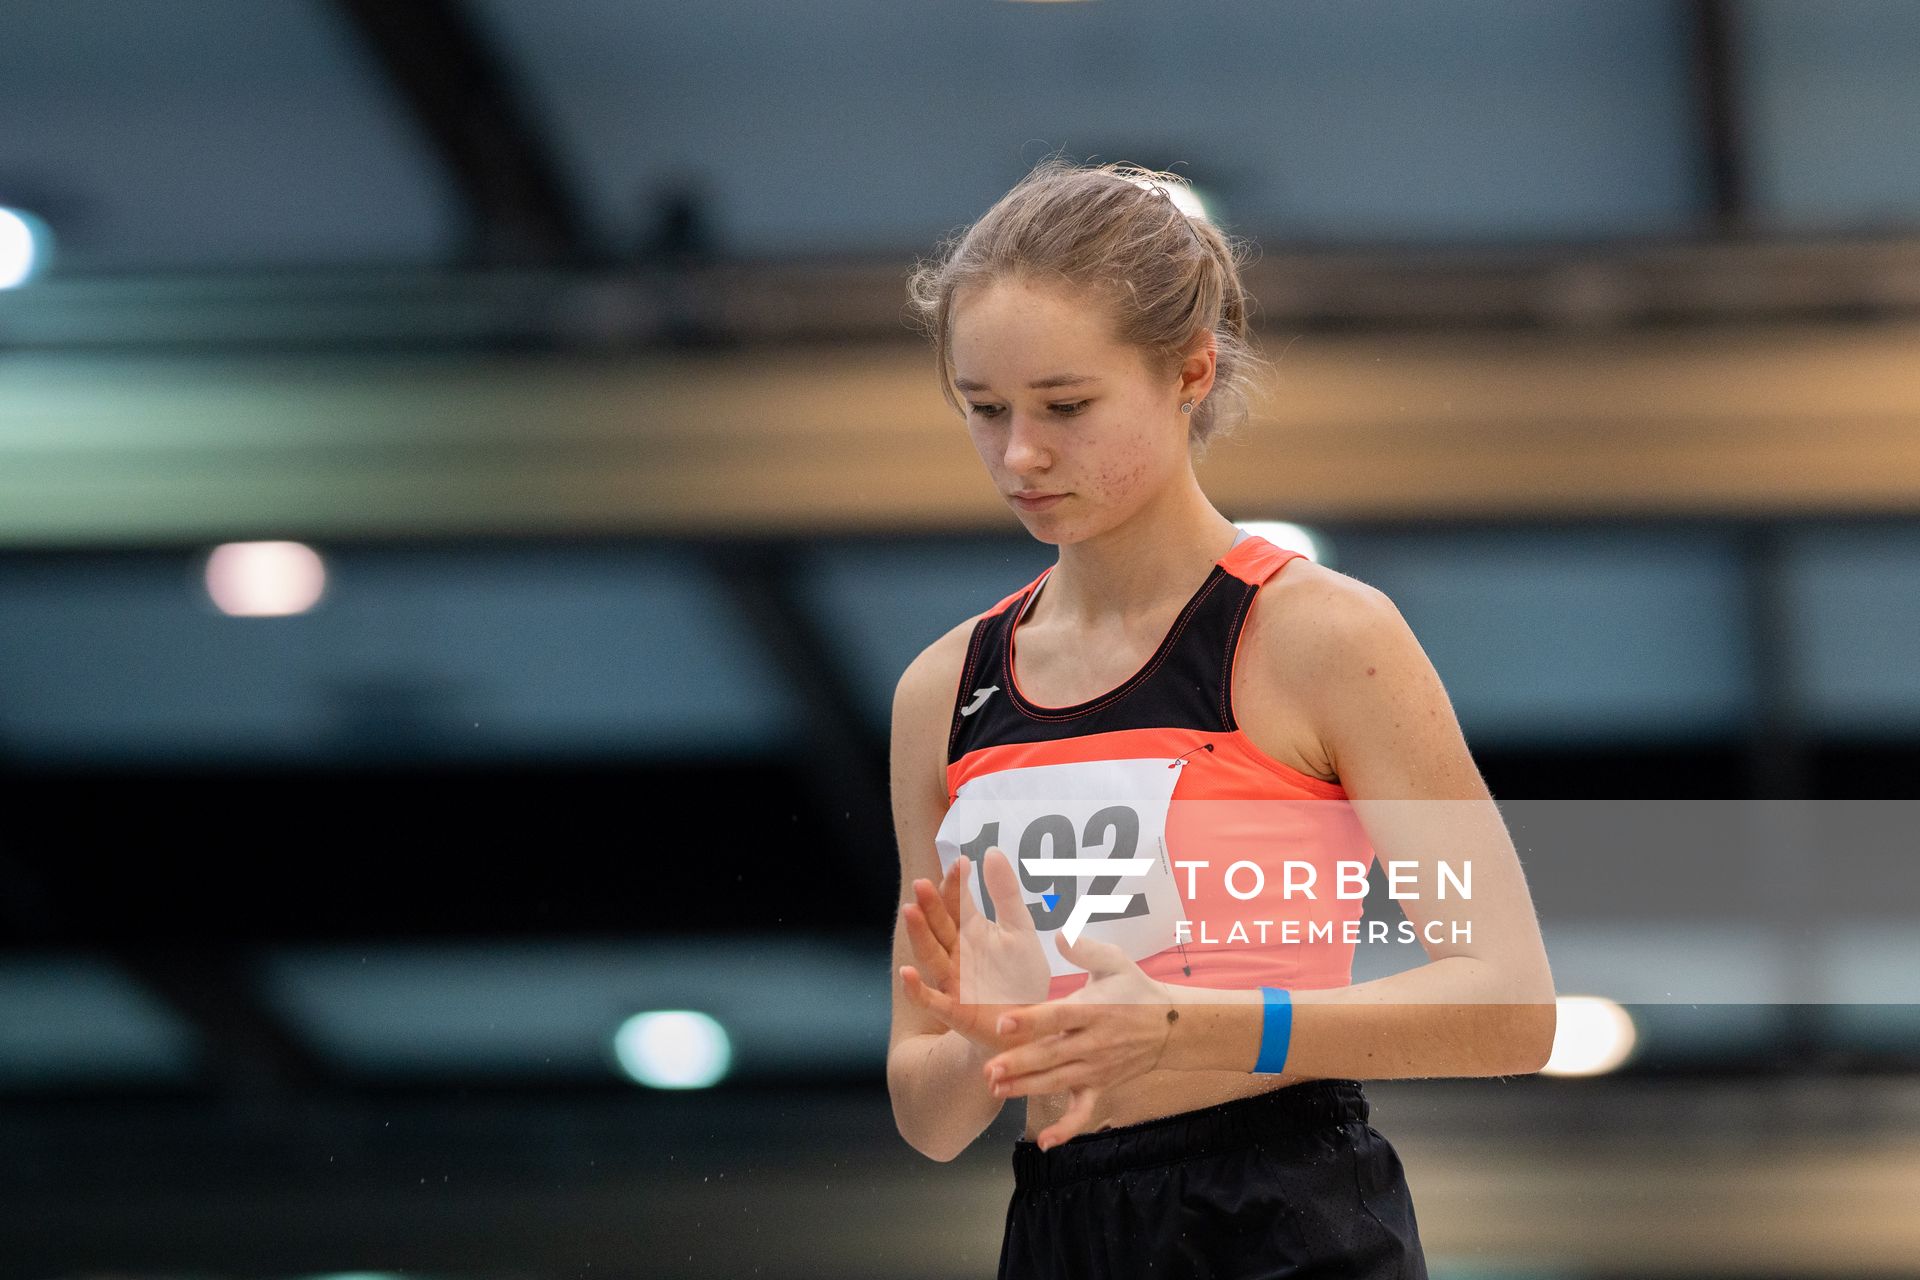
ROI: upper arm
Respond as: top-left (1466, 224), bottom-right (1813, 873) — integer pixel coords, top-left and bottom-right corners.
top-left (1268, 575), bottom-right (1554, 999)
top-left (1268, 570), bottom-right (1488, 803)
top-left (887, 615), bottom-right (978, 1053)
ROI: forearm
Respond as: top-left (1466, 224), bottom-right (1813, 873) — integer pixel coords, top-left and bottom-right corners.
top-left (1160, 955), bottom-right (1557, 1080)
top-left (888, 1029), bottom-right (1007, 1161)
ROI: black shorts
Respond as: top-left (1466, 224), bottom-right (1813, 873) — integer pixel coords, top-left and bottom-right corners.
top-left (997, 1079), bottom-right (1427, 1280)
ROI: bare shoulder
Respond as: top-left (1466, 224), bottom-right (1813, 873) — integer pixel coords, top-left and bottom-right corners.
top-left (888, 608), bottom-right (990, 905)
top-left (892, 610), bottom-right (986, 735)
top-left (1234, 556), bottom-right (1416, 784)
top-left (891, 607), bottom-right (1003, 797)
top-left (1244, 556), bottom-right (1403, 663)
top-left (1243, 556), bottom-right (1485, 798)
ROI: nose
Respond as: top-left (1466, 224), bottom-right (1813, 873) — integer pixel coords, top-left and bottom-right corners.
top-left (1001, 409), bottom-right (1052, 475)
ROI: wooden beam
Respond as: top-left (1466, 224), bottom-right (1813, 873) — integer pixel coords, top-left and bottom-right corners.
top-left (2, 322), bottom-right (1918, 547)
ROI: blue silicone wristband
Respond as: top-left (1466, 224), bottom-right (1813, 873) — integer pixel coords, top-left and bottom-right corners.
top-left (1253, 986), bottom-right (1292, 1074)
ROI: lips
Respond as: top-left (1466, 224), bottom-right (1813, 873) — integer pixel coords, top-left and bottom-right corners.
top-left (1011, 492), bottom-right (1068, 512)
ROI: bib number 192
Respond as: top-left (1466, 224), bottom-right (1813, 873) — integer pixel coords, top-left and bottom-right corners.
top-left (933, 756), bottom-right (1188, 974)
top-left (957, 805), bottom-right (1151, 931)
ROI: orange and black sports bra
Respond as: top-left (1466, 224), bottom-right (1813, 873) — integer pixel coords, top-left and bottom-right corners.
top-left (938, 530), bottom-right (1374, 999)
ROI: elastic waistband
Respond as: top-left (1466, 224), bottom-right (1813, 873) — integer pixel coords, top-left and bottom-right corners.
top-left (1010, 1079), bottom-right (1369, 1190)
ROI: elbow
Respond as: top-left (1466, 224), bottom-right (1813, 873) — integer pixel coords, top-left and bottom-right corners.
top-left (888, 1068), bottom-right (965, 1163)
top-left (1502, 996), bottom-right (1559, 1075)
top-left (891, 1096), bottom-right (981, 1163)
top-left (888, 1087), bottom-right (935, 1160)
top-left (1483, 960), bottom-right (1557, 1076)
top-left (894, 1111), bottom-right (965, 1163)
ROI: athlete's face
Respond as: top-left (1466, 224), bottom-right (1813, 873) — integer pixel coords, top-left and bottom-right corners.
top-left (949, 276), bottom-right (1199, 543)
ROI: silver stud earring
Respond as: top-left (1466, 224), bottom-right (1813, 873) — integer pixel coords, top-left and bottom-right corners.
top-left (1180, 401), bottom-right (1194, 414)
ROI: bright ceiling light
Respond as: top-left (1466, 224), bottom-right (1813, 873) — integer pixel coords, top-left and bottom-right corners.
top-left (202, 541), bottom-right (328, 617)
top-left (613, 1010), bottom-right (732, 1089)
top-left (0, 206), bottom-right (49, 289)
top-left (1541, 995), bottom-right (1637, 1077)
top-left (1127, 175), bottom-right (1211, 222)
top-left (1235, 521), bottom-right (1329, 564)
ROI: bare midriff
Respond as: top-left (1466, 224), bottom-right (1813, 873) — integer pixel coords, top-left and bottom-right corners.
top-left (1023, 1067), bottom-right (1332, 1140)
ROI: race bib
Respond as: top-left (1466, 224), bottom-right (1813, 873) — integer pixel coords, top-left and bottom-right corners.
top-left (933, 757), bottom-right (1190, 978)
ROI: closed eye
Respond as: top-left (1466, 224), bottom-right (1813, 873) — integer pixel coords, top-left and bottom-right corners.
top-left (968, 400), bottom-right (1090, 419)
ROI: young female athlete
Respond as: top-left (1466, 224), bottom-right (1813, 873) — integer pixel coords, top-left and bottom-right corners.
top-left (885, 157), bottom-right (1557, 1279)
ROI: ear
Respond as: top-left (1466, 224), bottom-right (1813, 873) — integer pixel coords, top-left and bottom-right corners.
top-left (1177, 333), bottom-right (1217, 407)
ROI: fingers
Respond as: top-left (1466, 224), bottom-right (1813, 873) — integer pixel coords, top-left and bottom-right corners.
top-left (984, 1024), bottom-right (1088, 1085)
top-left (991, 1054), bottom-right (1091, 1099)
top-left (953, 855), bottom-right (983, 927)
top-left (994, 997), bottom-right (1094, 1046)
top-left (980, 846), bottom-right (1036, 933)
top-left (1038, 1086), bottom-right (1100, 1151)
top-left (939, 856), bottom-right (968, 942)
top-left (1055, 931), bottom-right (1132, 975)
top-left (911, 870), bottom-right (961, 955)
top-left (898, 965), bottom-right (959, 1026)
top-left (910, 862), bottom-right (963, 955)
top-left (900, 902), bottom-right (956, 987)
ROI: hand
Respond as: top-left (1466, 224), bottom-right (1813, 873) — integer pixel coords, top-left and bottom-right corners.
top-left (979, 932), bottom-right (1177, 1150)
top-left (898, 846), bottom-right (1053, 1054)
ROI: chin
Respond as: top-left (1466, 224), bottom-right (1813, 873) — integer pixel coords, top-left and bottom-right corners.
top-left (1027, 522), bottom-right (1096, 549)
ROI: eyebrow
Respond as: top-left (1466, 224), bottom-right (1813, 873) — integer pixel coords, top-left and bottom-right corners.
top-left (953, 374), bottom-right (1100, 393)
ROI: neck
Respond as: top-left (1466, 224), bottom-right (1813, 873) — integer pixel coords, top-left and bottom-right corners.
top-left (1036, 474), bottom-right (1240, 626)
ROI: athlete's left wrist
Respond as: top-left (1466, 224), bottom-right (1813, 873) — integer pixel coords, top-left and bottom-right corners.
top-left (1144, 979), bottom-right (1178, 1072)
top-left (1158, 984), bottom-right (1264, 1073)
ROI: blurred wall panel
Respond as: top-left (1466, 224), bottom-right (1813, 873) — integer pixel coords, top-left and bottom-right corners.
top-left (0, 0), bottom-right (460, 270)
top-left (473, 0), bottom-right (1702, 254)
top-left (1742, 0), bottom-right (1920, 234)
top-left (1330, 527), bottom-right (1752, 746)
top-left (1785, 523), bottom-right (1920, 734)
top-left (0, 546), bottom-right (800, 763)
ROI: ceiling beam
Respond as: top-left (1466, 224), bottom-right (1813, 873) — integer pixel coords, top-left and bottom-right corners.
top-left (332, 0), bottom-right (593, 268)
top-left (107, 945), bottom-right (344, 1104)
top-left (707, 543), bottom-right (898, 917)
top-left (1687, 0), bottom-right (1750, 236)
top-left (6, 235), bottom-right (1920, 355)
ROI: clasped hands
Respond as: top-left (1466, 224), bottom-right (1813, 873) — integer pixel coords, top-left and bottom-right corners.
top-left (898, 845), bottom-right (1180, 1150)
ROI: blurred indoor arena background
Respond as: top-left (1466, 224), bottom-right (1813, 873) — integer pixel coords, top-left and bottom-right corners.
top-left (3, 2), bottom-right (1919, 1278)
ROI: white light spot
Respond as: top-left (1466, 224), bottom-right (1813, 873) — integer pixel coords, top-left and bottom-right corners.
top-left (613, 1010), bottom-right (732, 1089)
top-left (0, 207), bottom-right (49, 289)
top-left (1541, 995), bottom-right (1636, 1077)
top-left (1127, 175), bottom-right (1211, 222)
top-left (1235, 521), bottom-right (1328, 565)
top-left (203, 541), bottom-right (327, 617)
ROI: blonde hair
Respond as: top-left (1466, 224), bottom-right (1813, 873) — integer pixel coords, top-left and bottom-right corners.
top-left (905, 154), bottom-right (1269, 458)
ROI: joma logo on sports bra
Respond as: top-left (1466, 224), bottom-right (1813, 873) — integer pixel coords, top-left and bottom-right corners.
top-left (933, 757), bottom-right (1190, 977)
top-left (959, 685), bottom-right (998, 716)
